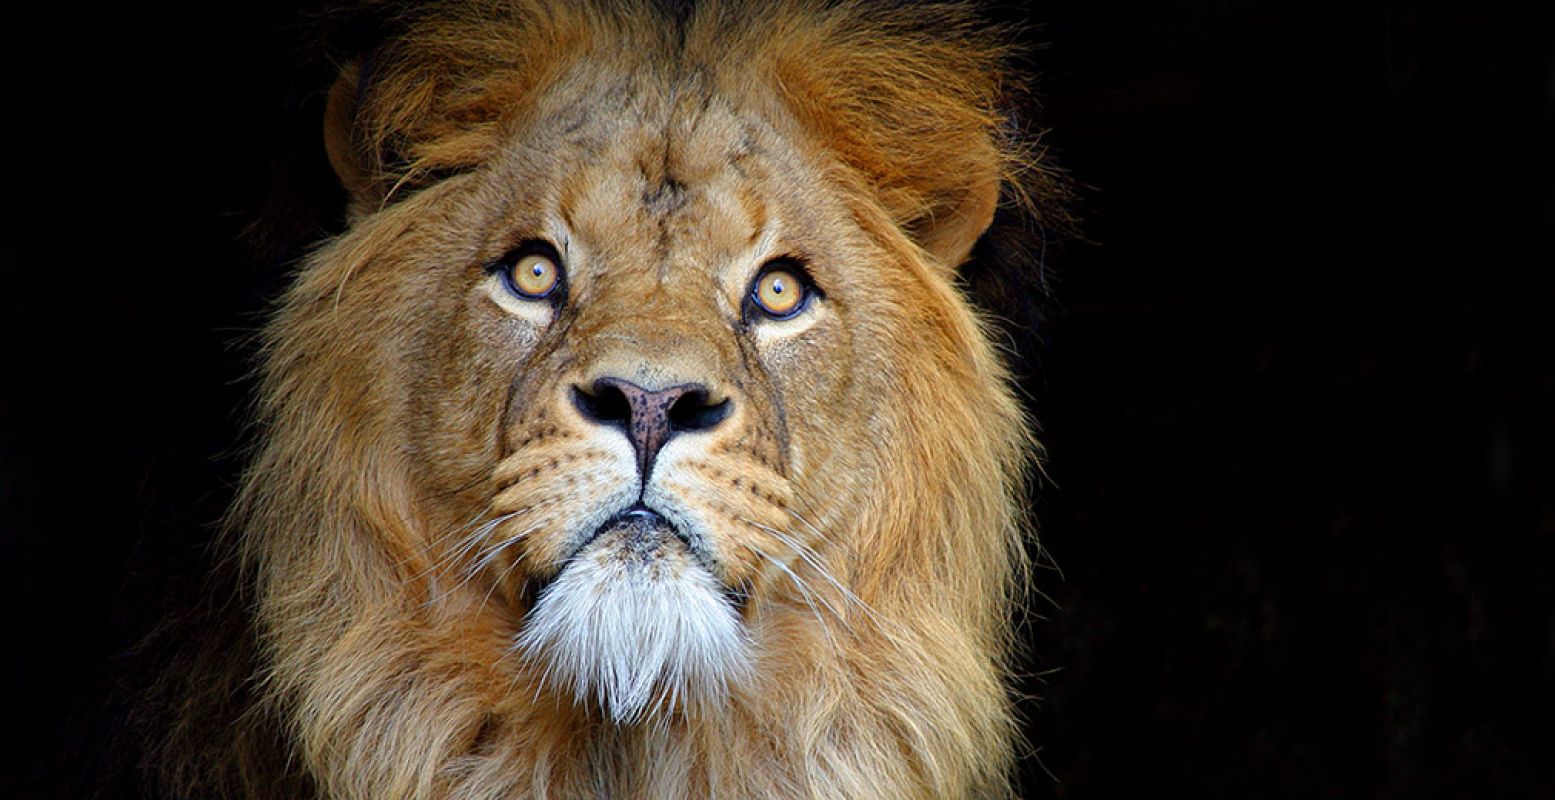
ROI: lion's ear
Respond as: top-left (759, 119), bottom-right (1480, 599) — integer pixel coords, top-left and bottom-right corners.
top-left (909, 167), bottom-right (1003, 270)
top-left (727, 4), bottom-right (1027, 273)
top-left (323, 62), bottom-right (377, 214)
top-left (320, 42), bottom-right (545, 217)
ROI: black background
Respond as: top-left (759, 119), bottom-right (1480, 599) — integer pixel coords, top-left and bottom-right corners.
top-left (2, 1), bottom-right (1552, 797)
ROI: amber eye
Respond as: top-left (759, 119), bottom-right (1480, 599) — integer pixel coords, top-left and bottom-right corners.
top-left (510, 253), bottom-right (559, 298)
top-left (750, 266), bottom-right (809, 319)
top-left (496, 245), bottom-right (564, 301)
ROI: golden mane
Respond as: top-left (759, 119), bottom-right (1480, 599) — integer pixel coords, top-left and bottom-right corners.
top-left (153, 2), bottom-right (1056, 797)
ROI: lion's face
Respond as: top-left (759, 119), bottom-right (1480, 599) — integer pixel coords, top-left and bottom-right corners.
top-left (236, 4), bottom-right (1040, 794)
top-left (362, 66), bottom-right (931, 721)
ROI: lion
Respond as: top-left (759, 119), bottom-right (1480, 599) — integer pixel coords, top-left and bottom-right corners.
top-left (153, 1), bottom-right (1059, 797)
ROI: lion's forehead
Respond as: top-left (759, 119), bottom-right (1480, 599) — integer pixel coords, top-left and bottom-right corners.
top-left (510, 78), bottom-right (801, 275)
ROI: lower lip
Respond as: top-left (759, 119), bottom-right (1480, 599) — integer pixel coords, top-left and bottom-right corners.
top-left (528, 506), bottom-right (677, 597)
top-left (588, 505), bottom-right (677, 552)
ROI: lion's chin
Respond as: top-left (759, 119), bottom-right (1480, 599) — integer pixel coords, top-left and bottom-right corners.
top-left (514, 515), bottom-right (750, 724)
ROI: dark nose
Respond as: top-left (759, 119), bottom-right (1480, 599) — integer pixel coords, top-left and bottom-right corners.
top-left (571, 377), bottom-right (732, 479)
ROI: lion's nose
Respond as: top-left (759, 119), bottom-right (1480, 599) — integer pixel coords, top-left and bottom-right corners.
top-left (571, 377), bottom-right (732, 479)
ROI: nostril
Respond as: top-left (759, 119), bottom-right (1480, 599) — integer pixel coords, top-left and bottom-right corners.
top-left (572, 382), bottom-right (631, 426)
top-left (668, 390), bottom-right (732, 432)
top-left (572, 377), bottom-right (732, 477)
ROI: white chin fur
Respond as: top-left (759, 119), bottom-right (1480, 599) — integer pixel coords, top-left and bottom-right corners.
top-left (515, 534), bottom-right (750, 723)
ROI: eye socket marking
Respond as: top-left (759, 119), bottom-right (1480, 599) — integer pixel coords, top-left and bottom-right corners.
top-left (490, 241), bottom-right (565, 302)
top-left (747, 260), bottom-right (818, 321)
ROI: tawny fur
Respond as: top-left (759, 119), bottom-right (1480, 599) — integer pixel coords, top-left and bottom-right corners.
top-left (170, 2), bottom-right (1059, 798)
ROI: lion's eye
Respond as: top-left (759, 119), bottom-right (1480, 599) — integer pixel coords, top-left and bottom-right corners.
top-left (510, 253), bottom-right (560, 298)
top-left (750, 265), bottom-right (810, 319)
top-left (493, 243), bottom-right (565, 301)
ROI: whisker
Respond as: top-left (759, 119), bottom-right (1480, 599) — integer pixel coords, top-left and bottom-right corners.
top-left (741, 531), bottom-right (850, 627)
top-left (437, 512), bottom-right (523, 579)
top-left (475, 533), bottom-right (536, 619)
top-left (781, 506), bottom-right (853, 555)
top-left (406, 509), bottom-right (519, 589)
top-left (749, 518), bottom-right (892, 633)
top-left (403, 509), bottom-right (488, 580)
top-left (672, 480), bottom-right (859, 650)
top-left (779, 508), bottom-right (874, 592)
top-left (744, 540), bottom-right (843, 656)
top-left (468, 520), bottom-right (541, 578)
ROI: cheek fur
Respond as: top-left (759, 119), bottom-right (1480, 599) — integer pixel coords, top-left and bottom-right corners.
top-left (752, 309), bottom-right (854, 477)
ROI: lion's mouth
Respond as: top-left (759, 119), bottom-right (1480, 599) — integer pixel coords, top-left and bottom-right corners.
top-left (529, 504), bottom-right (748, 611)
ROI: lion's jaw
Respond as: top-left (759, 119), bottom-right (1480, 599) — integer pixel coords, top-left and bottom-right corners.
top-left (517, 512), bottom-right (750, 723)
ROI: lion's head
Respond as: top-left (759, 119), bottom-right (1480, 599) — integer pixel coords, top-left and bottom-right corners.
top-left (222, 1), bottom-right (1052, 797)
